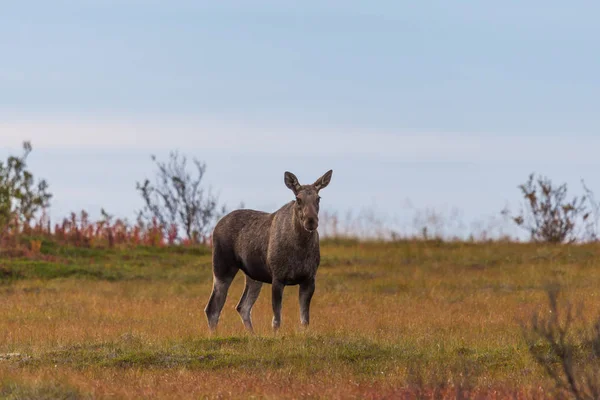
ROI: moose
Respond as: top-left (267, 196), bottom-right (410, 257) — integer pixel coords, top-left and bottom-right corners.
top-left (205, 170), bottom-right (333, 332)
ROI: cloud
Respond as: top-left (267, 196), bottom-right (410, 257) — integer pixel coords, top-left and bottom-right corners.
top-left (1, 112), bottom-right (597, 164)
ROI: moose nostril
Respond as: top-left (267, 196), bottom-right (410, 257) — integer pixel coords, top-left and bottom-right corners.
top-left (306, 218), bottom-right (318, 229)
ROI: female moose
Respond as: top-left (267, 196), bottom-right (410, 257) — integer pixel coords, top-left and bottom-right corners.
top-left (205, 170), bottom-right (333, 332)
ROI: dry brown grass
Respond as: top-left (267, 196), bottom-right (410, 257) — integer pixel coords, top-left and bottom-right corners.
top-left (0, 366), bottom-right (553, 399)
top-left (2, 240), bottom-right (600, 398)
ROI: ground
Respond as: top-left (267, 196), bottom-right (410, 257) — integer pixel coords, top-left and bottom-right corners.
top-left (1, 238), bottom-right (598, 399)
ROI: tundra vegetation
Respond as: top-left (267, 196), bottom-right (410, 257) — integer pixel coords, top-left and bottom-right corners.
top-left (1, 144), bottom-right (600, 398)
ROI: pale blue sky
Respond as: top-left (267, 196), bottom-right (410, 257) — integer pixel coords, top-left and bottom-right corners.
top-left (1, 1), bottom-right (599, 237)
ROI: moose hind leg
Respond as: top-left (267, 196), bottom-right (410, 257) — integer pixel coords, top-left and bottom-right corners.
top-left (205, 271), bottom-right (236, 332)
top-left (236, 276), bottom-right (263, 332)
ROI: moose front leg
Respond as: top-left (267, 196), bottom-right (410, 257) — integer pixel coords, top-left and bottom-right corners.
top-left (271, 279), bottom-right (285, 331)
top-left (299, 278), bottom-right (315, 328)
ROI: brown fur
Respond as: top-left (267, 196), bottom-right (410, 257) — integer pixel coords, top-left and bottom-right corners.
top-left (205, 170), bottom-right (333, 332)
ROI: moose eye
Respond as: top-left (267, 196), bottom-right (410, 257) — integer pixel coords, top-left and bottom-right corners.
top-left (296, 197), bottom-right (302, 205)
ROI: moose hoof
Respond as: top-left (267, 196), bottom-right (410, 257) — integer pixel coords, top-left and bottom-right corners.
top-left (272, 320), bottom-right (281, 332)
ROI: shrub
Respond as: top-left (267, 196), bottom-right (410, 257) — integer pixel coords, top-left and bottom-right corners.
top-left (522, 287), bottom-right (600, 399)
top-left (0, 141), bottom-right (52, 241)
top-left (508, 173), bottom-right (589, 243)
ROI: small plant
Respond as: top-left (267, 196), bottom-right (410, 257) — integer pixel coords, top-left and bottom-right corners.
top-left (507, 173), bottom-right (589, 243)
top-left (522, 286), bottom-right (600, 399)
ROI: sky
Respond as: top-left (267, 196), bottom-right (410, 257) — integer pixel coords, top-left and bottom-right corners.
top-left (1, 1), bottom-right (599, 238)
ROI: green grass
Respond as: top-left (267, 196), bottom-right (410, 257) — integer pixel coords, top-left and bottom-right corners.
top-left (0, 239), bottom-right (212, 283)
top-left (0, 379), bottom-right (85, 400)
top-left (18, 333), bottom-right (531, 386)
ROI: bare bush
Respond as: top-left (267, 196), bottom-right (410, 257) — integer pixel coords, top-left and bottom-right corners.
top-left (507, 173), bottom-right (589, 243)
top-left (136, 152), bottom-right (224, 243)
top-left (581, 180), bottom-right (600, 242)
top-left (522, 287), bottom-right (600, 399)
top-left (319, 208), bottom-right (393, 239)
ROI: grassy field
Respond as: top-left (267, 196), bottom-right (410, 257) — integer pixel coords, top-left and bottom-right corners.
top-left (1, 238), bottom-right (599, 398)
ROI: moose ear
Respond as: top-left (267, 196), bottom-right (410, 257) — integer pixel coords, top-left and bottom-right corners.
top-left (314, 169), bottom-right (333, 192)
top-left (284, 171), bottom-right (302, 195)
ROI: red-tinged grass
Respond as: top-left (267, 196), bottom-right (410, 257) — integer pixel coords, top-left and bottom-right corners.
top-left (0, 366), bottom-right (552, 399)
top-left (1, 240), bottom-right (600, 398)
top-left (2, 209), bottom-right (203, 251)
